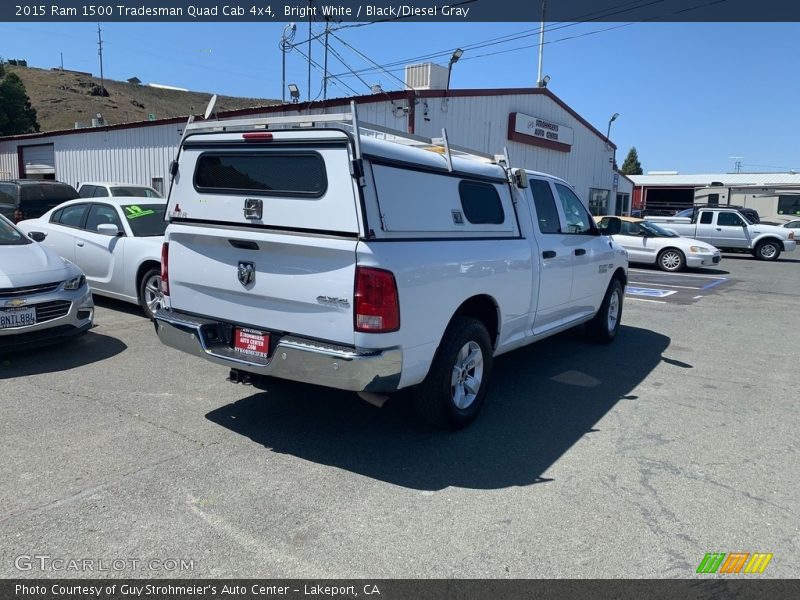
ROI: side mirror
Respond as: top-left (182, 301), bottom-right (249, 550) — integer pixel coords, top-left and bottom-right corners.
top-left (514, 169), bottom-right (529, 189)
top-left (97, 223), bottom-right (121, 237)
top-left (28, 231), bottom-right (46, 242)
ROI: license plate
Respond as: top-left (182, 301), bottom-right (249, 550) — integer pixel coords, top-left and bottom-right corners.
top-left (233, 327), bottom-right (270, 359)
top-left (0, 307), bottom-right (37, 329)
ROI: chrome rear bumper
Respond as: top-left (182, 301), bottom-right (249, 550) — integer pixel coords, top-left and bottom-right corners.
top-left (153, 309), bottom-right (402, 393)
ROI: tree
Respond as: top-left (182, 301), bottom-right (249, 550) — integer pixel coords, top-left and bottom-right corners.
top-left (620, 147), bottom-right (643, 175)
top-left (0, 71), bottom-right (40, 135)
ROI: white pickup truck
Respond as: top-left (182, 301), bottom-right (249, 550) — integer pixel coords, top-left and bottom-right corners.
top-left (648, 207), bottom-right (796, 261)
top-left (153, 110), bottom-right (628, 428)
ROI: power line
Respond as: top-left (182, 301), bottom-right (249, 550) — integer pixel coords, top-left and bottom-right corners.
top-left (329, 0), bottom-right (728, 82)
top-left (328, 31), bottom-right (407, 90)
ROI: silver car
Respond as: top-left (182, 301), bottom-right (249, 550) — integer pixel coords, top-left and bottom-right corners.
top-left (0, 215), bottom-right (94, 351)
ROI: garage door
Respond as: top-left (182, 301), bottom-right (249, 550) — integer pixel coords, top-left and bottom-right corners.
top-left (21, 144), bottom-right (55, 178)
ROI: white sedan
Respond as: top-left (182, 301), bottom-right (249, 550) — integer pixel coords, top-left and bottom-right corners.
top-left (596, 216), bottom-right (722, 272)
top-left (19, 198), bottom-right (166, 318)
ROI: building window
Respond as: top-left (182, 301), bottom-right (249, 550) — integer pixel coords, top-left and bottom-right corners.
top-left (589, 188), bottom-right (610, 216)
top-left (616, 192), bottom-right (630, 216)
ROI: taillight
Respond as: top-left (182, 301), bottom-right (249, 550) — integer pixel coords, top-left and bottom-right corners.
top-left (160, 242), bottom-right (170, 295)
top-left (354, 267), bottom-right (400, 333)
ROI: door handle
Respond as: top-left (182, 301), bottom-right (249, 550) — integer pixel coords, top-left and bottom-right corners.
top-left (76, 241), bottom-right (84, 247)
top-left (574, 248), bottom-right (586, 256)
top-left (716, 227), bottom-right (722, 231)
top-left (542, 250), bottom-right (556, 259)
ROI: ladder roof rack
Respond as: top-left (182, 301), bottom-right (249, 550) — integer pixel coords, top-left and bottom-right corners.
top-left (184, 102), bottom-right (501, 166)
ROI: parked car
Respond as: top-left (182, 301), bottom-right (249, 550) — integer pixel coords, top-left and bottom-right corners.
top-left (0, 214), bottom-right (93, 350)
top-left (783, 219), bottom-right (800, 232)
top-left (78, 182), bottom-right (163, 199)
top-left (153, 112), bottom-right (628, 429)
top-left (596, 216), bottom-right (721, 272)
top-left (647, 207), bottom-right (795, 261)
top-left (18, 198), bottom-right (167, 319)
top-left (0, 180), bottom-right (80, 219)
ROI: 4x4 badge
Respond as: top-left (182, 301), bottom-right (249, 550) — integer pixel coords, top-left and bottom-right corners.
top-left (237, 261), bottom-right (255, 286)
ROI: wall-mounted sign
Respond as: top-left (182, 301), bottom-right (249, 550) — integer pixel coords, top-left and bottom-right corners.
top-left (508, 112), bottom-right (573, 153)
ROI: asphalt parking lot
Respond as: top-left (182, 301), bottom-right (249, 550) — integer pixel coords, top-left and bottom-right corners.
top-left (1, 253), bottom-right (798, 579)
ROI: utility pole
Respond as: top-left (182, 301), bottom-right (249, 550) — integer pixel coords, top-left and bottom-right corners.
top-left (307, 0), bottom-right (313, 102)
top-left (60, 52), bottom-right (63, 70)
top-left (323, 18), bottom-right (330, 101)
top-left (96, 24), bottom-right (105, 96)
top-left (536, 0), bottom-right (546, 86)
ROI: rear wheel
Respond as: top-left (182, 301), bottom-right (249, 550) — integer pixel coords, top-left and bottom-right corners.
top-left (586, 278), bottom-right (624, 344)
top-left (657, 248), bottom-right (685, 272)
top-left (138, 267), bottom-right (164, 320)
top-left (413, 317), bottom-right (493, 430)
top-left (754, 239), bottom-right (781, 261)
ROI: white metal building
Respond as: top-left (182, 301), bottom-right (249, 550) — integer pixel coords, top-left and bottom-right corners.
top-left (0, 84), bottom-right (622, 212)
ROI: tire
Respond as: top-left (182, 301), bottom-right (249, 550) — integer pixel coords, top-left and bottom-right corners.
top-left (657, 248), bottom-right (686, 272)
top-left (586, 278), bottom-right (624, 344)
top-left (754, 239), bottom-right (781, 261)
top-left (138, 267), bottom-right (164, 320)
top-left (413, 317), bottom-right (493, 430)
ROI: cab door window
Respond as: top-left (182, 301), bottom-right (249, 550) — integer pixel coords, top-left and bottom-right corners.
top-left (529, 179), bottom-right (561, 234)
top-left (554, 183), bottom-right (596, 234)
top-left (717, 212), bottom-right (745, 227)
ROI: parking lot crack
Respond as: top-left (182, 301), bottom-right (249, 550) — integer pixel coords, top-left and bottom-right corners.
top-left (0, 443), bottom-right (220, 525)
top-left (27, 382), bottom-right (210, 447)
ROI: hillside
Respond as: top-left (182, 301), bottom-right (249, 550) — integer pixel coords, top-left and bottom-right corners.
top-left (5, 65), bottom-right (279, 133)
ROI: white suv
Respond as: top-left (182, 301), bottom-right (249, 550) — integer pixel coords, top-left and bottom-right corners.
top-left (78, 182), bottom-right (162, 199)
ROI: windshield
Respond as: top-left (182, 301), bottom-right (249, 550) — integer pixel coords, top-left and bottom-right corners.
top-left (121, 204), bottom-right (168, 237)
top-left (0, 215), bottom-right (31, 246)
top-left (112, 187), bottom-right (162, 198)
top-left (641, 221), bottom-right (679, 237)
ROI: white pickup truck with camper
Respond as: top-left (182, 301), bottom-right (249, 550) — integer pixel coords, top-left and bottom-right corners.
top-left (648, 207), bottom-right (796, 261)
top-left (153, 108), bottom-right (628, 429)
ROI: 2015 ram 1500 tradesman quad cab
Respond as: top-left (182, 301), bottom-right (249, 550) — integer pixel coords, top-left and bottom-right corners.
top-left (153, 110), bottom-right (628, 429)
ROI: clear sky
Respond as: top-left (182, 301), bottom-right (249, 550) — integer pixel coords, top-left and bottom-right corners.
top-left (1, 20), bottom-right (798, 174)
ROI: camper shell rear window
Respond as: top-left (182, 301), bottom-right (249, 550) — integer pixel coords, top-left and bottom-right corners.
top-left (193, 152), bottom-right (327, 198)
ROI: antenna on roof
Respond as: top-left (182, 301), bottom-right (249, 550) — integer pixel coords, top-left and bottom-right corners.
top-left (204, 94), bottom-right (218, 121)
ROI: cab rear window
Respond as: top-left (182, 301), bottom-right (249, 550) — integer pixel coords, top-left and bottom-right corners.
top-left (194, 152), bottom-right (327, 198)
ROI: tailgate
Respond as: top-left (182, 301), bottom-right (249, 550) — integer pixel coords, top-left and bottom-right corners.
top-left (166, 225), bottom-right (357, 345)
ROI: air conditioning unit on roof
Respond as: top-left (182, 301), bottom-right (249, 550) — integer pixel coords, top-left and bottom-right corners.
top-left (404, 63), bottom-right (449, 90)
